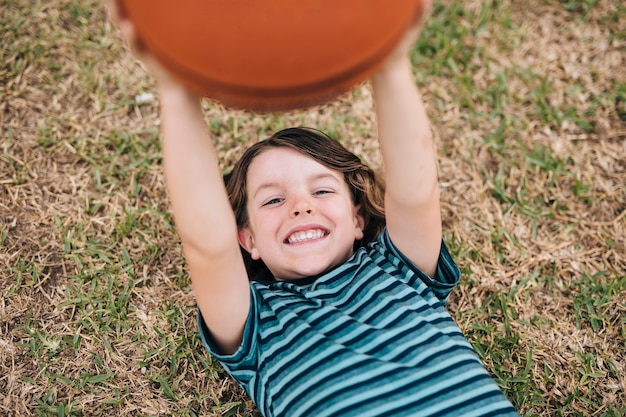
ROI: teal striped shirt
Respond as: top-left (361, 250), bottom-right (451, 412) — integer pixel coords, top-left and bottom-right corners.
top-left (199, 230), bottom-right (520, 416)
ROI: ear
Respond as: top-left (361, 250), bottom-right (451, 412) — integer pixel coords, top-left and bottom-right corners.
top-left (237, 228), bottom-right (261, 260)
top-left (354, 204), bottom-right (366, 240)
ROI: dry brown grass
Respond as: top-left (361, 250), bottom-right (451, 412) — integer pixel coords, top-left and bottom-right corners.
top-left (1, 0), bottom-right (625, 416)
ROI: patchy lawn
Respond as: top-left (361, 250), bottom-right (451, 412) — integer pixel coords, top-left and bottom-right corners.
top-left (1, 0), bottom-right (624, 415)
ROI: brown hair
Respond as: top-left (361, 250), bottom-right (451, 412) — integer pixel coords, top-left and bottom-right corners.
top-left (225, 127), bottom-right (385, 281)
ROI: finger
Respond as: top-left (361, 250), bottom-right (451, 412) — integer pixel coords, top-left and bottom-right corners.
top-left (105, 0), bottom-right (124, 25)
top-left (413, 0), bottom-right (433, 30)
top-left (105, 1), bottom-right (145, 53)
top-left (118, 19), bottom-right (135, 43)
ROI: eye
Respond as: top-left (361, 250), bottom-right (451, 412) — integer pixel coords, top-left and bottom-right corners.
top-left (313, 189), bottom-right (334, 196)
top-left (262, 197), bottom-right (283, 206)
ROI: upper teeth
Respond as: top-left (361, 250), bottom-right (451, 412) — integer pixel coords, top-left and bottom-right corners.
top-left (288, 229), bottom-right (324, 243)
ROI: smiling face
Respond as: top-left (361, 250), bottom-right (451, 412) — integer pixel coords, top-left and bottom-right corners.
top-left (237, 147), bottom-right (365, 281)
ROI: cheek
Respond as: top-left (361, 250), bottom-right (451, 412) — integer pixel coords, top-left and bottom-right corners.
top-left (249, 210), bottom-right (280, 236)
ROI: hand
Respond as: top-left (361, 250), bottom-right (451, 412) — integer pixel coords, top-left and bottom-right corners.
top-left (105, 0), bottom-right (190, 95)
top-left (376, 0), bottom-right (433, 75)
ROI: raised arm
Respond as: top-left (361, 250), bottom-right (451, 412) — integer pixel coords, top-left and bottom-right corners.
top-left (107, 1), bottom-right (250, 354)
top-left (371, 5), bottom-right (442, 277)
top-left (159, 87), bottom-right (250, 354)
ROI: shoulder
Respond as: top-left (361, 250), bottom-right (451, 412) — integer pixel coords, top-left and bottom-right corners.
top-left (369, 229), bottom-right (460, 299)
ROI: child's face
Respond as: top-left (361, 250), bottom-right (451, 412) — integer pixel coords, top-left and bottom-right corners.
top-left (238, 147), bottom-right (365, 281)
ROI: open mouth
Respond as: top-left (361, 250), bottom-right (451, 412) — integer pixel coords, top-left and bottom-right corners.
top-left (285, 229), bottom-right (327, 244)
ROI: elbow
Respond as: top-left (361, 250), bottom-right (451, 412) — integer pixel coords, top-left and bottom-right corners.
top-left (386, 178), bottom-right (440, 209)
top-left (178, 224), bottom-right (241, 262)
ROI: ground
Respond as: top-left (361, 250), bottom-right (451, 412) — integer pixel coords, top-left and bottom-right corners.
top-left (1, 0), bottom-right (625, 416)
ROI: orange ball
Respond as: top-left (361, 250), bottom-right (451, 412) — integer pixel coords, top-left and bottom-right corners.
top-left (118, 0), bottom-right (425, 112)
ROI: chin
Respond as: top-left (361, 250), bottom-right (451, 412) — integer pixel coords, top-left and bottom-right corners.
top-left (273, 263), bottom-right (331, 281)
top-left (295, 261), bottom-right (339, 279)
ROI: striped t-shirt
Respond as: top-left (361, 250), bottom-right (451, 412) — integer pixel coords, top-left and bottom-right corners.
top-left (199, 230), bottom-right (520, 417)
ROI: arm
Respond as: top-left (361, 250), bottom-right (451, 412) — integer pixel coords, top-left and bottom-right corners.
top-left (107, 1), bottom-right (249, 354)
top-left (371, 6), bottom-right (442, 277)
top-left (160, 87), bottom-right (250, 354)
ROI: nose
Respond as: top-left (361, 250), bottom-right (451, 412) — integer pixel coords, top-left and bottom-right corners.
top-left (291, 195), bottom-right (314, 217)
top-left (293, 207), bottom-right (312, 216)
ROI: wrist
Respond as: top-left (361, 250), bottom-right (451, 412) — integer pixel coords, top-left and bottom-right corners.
top-left (157, 83), bottom-right (200, 107)
top-left (371, 57), bottom-right (414, 91)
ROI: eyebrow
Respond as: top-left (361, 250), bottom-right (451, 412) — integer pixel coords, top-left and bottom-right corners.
top-left (251, 173), bottom-right (341, 199)
top-left (252, 182), bottom-right (280, 199)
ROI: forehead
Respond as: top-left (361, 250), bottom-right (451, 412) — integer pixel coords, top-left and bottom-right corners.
top-left (246, 147), bottom-right (343, 188)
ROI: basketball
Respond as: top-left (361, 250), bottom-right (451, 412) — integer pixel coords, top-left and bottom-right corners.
top-left (117, 0), bottom-right (426, 112)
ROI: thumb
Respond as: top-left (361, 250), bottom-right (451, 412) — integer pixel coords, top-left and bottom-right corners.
top-left (105, 0), bottom-right (146, 54)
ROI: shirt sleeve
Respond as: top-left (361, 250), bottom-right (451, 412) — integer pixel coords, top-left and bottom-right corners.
top-left (380, 229), bottom-right (461, 303)
top-left (197, 286), bottom-right (260, 384)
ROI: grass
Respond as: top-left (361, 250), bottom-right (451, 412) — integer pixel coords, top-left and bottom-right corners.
top-left (1, 0), bottom-right (625, 416)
